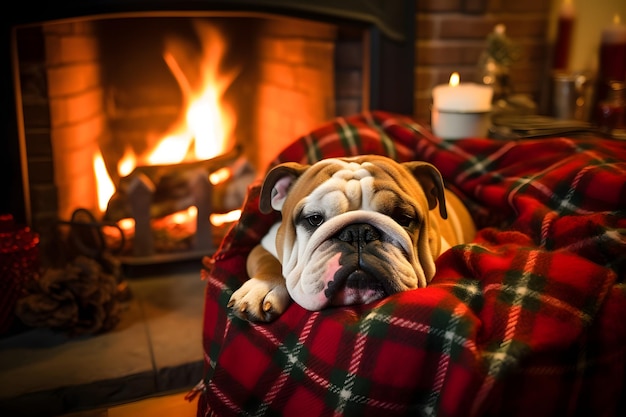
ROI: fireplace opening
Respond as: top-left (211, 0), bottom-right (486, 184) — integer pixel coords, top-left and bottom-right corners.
top-left (9, 3), bottom-right (414, 268)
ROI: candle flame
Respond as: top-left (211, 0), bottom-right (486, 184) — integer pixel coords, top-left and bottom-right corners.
top-left (614, 14), bottom-right (621, 25)
top-left (449, 72), bottom-right (460, 87)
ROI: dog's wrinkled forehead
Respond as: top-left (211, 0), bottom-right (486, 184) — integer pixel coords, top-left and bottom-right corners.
top-left (329, 159), bottom-right (374, 179)
top-left (302, 159), bottom-right (383, 212)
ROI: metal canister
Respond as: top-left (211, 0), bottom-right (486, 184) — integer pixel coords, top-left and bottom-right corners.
top-left (551, 71), bottom-right (593, 121)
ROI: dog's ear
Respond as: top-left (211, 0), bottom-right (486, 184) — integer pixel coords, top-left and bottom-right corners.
top-left (403, 161), bottom-right (448, 219)
top-left (259, 162), bottom-right (310, 214)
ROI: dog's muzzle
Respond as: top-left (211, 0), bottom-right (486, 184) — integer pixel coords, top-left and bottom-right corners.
top-left (285, 210), bottom-right (423, 310)
top-left (323, 222), bottom-right (396, 304)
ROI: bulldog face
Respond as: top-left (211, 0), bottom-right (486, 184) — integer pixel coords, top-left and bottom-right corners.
top-left (259, 155), bottom-right (448, 311)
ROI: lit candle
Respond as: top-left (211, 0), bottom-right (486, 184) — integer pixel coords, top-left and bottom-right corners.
top-left (431, 73), bottom-right (494, 139)
top-left (596, 14), bottom-right (626, 105)
top-left (432, 72), bottom-right (493, 112)
top-left (602, 14), bottom-right (626, 43)
top-left (552, 0), bottom-right (576, 71)
top-left (599, 14), bottom-right (626, 82)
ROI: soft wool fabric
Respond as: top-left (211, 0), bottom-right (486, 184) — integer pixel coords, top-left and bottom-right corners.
top-left (196, 111), bottom-right (626, 417)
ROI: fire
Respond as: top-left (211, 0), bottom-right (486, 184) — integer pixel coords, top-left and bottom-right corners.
top-left (118, 218), bottom-right (135, 233)
top-left (93, 153), bottom-right (115, 213)
top-left (156, 20), bottom-right (237, 165)
top-left (172, 206), bottom-right (197, 225)
top-left (210, 209), bottom-right (242, 227)
top-left (93, 20), bottom-right (240, 231)
top-left (146, 131), bottom-right (193, 166)
top-left (118, 147), bottom-right (136, 177)
top-left (152, 205), bottom-right (198, 236)
top-left (188, 87), bottom-right (229, 160)
top-left (209, 167), bottom-right (232, 185)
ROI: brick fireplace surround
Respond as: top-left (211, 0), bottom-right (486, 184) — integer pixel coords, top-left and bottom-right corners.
top-left (4, 1), bottom-right (416, 263)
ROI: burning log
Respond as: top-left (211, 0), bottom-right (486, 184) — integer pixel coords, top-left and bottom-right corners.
top-left (102, 146), bottom-right (256, 260)
top-left (104, 147), bottom-right (241, 222)
top-left (98, 23), bottom-right (252, 261)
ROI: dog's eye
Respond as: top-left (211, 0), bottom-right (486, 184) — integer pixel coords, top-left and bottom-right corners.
top-left (306, 214), bottom-right (324, 227)
top-left (395, 214), bottom-right (414, 228)
top-left (391, 208), bottom-right (415, 228)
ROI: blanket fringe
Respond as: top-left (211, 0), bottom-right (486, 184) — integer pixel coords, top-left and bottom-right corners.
top-left (185, 379), bottom-right (206, 402)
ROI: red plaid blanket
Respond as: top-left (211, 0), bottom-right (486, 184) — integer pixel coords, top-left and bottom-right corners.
top-left (196, 111), bottom-right (626, 417)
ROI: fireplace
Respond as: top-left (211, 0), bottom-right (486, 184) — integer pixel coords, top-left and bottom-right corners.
top-left (5, 1), bottom-right (414, 267)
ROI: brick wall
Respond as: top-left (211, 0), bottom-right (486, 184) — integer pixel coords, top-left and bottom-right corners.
top-left (13, 21), bottom-right (107, 257)
top-left (45, 21), bottom-right (106, 222)
top-left (414, 0), bottom-right (551, 123)
top-left (252, 20), bottom-right (366, 173)
top-left (16, 21), bottom-right (106, 233)
top-left (254, 18), bottom-right (337, 173)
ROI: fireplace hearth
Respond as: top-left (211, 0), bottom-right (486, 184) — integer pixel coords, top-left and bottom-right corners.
top-left (4, 1), bottom-right (414, 267)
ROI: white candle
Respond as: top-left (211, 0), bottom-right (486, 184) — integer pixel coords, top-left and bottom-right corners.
top-left (431, 72), bottom-right (494, 139)
top-left (432, 72), bottom-right (493, 112)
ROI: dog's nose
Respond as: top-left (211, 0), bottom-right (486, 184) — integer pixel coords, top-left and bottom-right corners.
top-left (336, 223), bottom-right (380, 248)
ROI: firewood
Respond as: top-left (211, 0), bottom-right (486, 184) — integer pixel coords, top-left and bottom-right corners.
top-left (104, 147), bottom-right (240, 221)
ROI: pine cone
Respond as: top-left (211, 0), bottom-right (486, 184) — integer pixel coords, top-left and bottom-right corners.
top-left (15, 256), bottom-right (127, 336)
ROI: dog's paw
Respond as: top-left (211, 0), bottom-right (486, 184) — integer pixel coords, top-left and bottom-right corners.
top-left (227, 278), bottom-right (290, 322)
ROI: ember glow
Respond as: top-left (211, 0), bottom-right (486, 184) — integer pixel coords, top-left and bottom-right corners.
top-left (118, 218), bottom-right (135, 233)
top-left (209, 167), bottom-right (232, 185)
top-left (172, 206), bottom-right (198, 226)
top-left (153, 205), bottom-right (198, 236)
top-left (210, 209), bottom-right (242, 227)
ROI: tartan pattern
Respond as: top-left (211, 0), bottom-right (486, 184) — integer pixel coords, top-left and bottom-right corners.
top-left (198, 111), bottom-right (626, 417)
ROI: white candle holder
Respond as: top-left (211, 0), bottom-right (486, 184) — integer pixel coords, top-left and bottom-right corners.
top-left (431, 107), bottom-right (492, 140)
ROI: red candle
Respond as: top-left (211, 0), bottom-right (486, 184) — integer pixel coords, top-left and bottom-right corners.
top-left (552, 0), bottom-right (575, 71)
top-left (596, 14), bottom-right (626, 107)
top-left (596, 84), bottom-right (626, 133)
top-left (599, 14), bottom-right (626, 83)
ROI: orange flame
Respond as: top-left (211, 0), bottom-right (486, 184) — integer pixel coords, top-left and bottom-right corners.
top-left (93, 152), bottom-right (115, 213)
top-left (118, 147), bottom-right (136, 178)
top-left (94, 21), bottom-right (238, 216)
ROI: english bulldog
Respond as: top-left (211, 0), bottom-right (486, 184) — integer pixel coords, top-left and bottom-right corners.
top-left (228, 155), bottom-right (476, 322)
